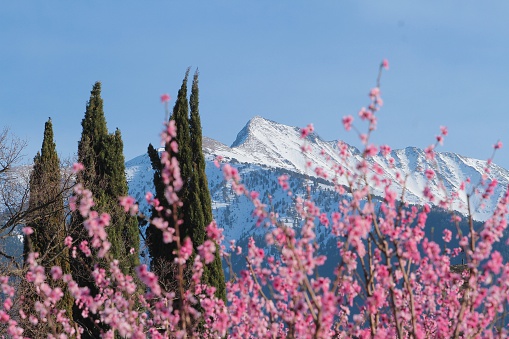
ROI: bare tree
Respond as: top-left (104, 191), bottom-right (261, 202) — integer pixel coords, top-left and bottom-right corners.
top-left (0, 127), bottom-right (28, 267)
top-left (0, 128), bottom-right (75, 269)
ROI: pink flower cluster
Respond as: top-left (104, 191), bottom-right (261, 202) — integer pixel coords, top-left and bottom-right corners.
top-left (160, 120), bottom-right (183, 205)
top-left (10, 63), bottom-right (509, 338)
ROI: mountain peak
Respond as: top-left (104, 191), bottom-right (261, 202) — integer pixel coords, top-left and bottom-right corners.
top-left (231, 116), bottom-right (285, 148)
top-left (126, 115), bottom-right (509, 222)
top-left (249, 115), bottom-right (269, 124)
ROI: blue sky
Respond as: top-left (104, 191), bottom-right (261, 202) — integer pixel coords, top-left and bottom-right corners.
top-left (2, 1), bottom-right (509, 169)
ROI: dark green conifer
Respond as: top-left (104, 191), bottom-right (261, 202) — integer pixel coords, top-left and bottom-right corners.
top-left (71, 82), bottom-right (140, 337)
top-left (189, 70), bottom-right (213, 224)
top-left (146, 69), bottom-right (226, 301)
top-left (171, 69), bottom-right (193, 245)
top-left (105, 128), bottom-right (140, 273)
top-left (23, 118), bottom-right (73, 336)
top-left (146, 70), bottom-right (192, 290)
top-left (145, 143), bottom-right (170, 265)
top-left (189, 70), bottom-right (226, 301)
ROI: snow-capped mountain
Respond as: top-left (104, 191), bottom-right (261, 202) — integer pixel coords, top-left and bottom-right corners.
top-left (126, 116), bottom-right (509, 263)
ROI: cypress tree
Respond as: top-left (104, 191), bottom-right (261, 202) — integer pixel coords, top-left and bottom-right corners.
top-left (189, 70), bottom-right (212, 224)
top-left (189, 70), bottom-right (226, 301)
top-left (22, 118), bottom-right (73, 336)
top-left (146, 69), bottom-right (226, 301)
top-left (172, 69), bottom-right (193, 245)
top-left (146, 70), bottom-right (192, 290)
top-left (71, 82), bottom-right (140, 337)
top-left (145, 143), bottom-right (168, 264)
top-left (100, 128), bottom-right (140, 273)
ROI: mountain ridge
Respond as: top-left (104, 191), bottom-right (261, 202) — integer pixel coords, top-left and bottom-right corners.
top-left (126, 116), bottom-right (509, 244)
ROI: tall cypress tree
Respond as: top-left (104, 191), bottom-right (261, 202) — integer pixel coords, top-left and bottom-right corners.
top-left (146, 69), bottom-right (226, 301)
top-left (146, 70), bottom-right (191, 290)
top-left (22, 118), bottom-right (73, 336)
top-left (71, 82), bottom-right (140, 337)
top-left (106, 128), bottom-right (140, 273)
top-left (171, 69), bottom-right (194, 245)
top-left (189, 70), bottom-right (226, 301)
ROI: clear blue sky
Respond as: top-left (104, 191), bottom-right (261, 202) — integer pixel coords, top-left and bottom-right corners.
top-left (2, 1), bottom-right (509, 169)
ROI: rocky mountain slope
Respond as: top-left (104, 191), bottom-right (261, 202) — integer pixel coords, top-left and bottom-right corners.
top-left (126, 116), bottom-right (509, 265)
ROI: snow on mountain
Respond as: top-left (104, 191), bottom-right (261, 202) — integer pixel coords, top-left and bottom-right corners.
top-left (126, 116), bottom-right (509, 250)
top-left (202, 116), bottom-right (507, 219)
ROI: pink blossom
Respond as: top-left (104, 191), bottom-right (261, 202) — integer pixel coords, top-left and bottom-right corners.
top-left (163, 228), bottom-right (175, 243)
top-left (72, 162), bottom-right (85, 173)
top-left (425, 168), bottom-right (435, 180)
top-left (22, 227), bottom-right (33, 235)
top-left (363, 144), bottom-right (378, 157)
top-left (79, 241), bottom-right (92, 257)
top-left (175, 237), bottom-right (193, 265)
top-left (118, 196), bottom-right (138, 215)
top-left (342, 115), bottom-right (354, 131)
top-left (382, 59), bottom-right (389, 69)
top-left (64, 236), bottom-right (73, 248)
top-left (98, 240), bottom-right (111, 258)
top-left (358, 108), bottom-right (370, 120)
top-left (160, 93), bottom-right (171, 103)
top-left (206, 221), bottom-right (223, 243)
top-left (198, 240), bottom-right (217, 264)
top-left (384, 187), bottom-right (397, 207)
top-left (50, 266), bottom-right (63, 280)
top-left (166, 119), bottom-right (177, 138)
top-left (494, 140), bottom-right (503, 149)
top-left (319, 213), bottom-right (329, 227)
top-left (0, 311), bottom-right (9, 323)
top-left (278, 174), bottom-right (290, 191)
top-left (484, 251), bottom-right (503, 274)
top-left (369, 87), bottom-right (380, 99)
top-left (425, 144), bottom-right (435, 160)
top-left (118, 195), bottom-right (135, 211)
top-left (423, 186), bottom-right (435, 202)
top-left (29, 315), bottom-right (38, 325)
top-left (151, 217), bottom-right (168, 231)
top-left (451, 215), bottom-right (462, 223)
top-left (136, 265), bottom-right (161, 296)
top-left (443, 229), bottom-right (452, 243)
top-left (169, 140), bottom-right (178, 153)
top-left (380, 144), bottom-right (391, 157)
top-left (300, 123), bottom-right (314, 139)
top-left (3, 298), bottom-right (12, 311)
top-left (99, 212), bottom-right (111, 227)
top-left (359, 133), bottom-right (368, 145)
top-left (314, 166), bottom-right (328, 178)
top-left (300, 144), bottom-right (312, 153)
top-left (222, 164), bottom-right (240, 182)
top-left (69, 195), bottom-right (77, 211)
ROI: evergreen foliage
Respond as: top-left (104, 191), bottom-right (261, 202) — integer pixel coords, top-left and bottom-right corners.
top-left (145, 143), bottom-right (171, 264)
top-left (145, 71), bottom-right (192, 290)
top-left (71, 82), bottom-right (140, 337)
top-left (23, 118), bottom-right (73, 336)
top-left (146, 69), bottom-right (226, 300)
top-left (171, 69), bottom-right (193, 246)
top-left (189, 71), bottom-right (226, 300)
